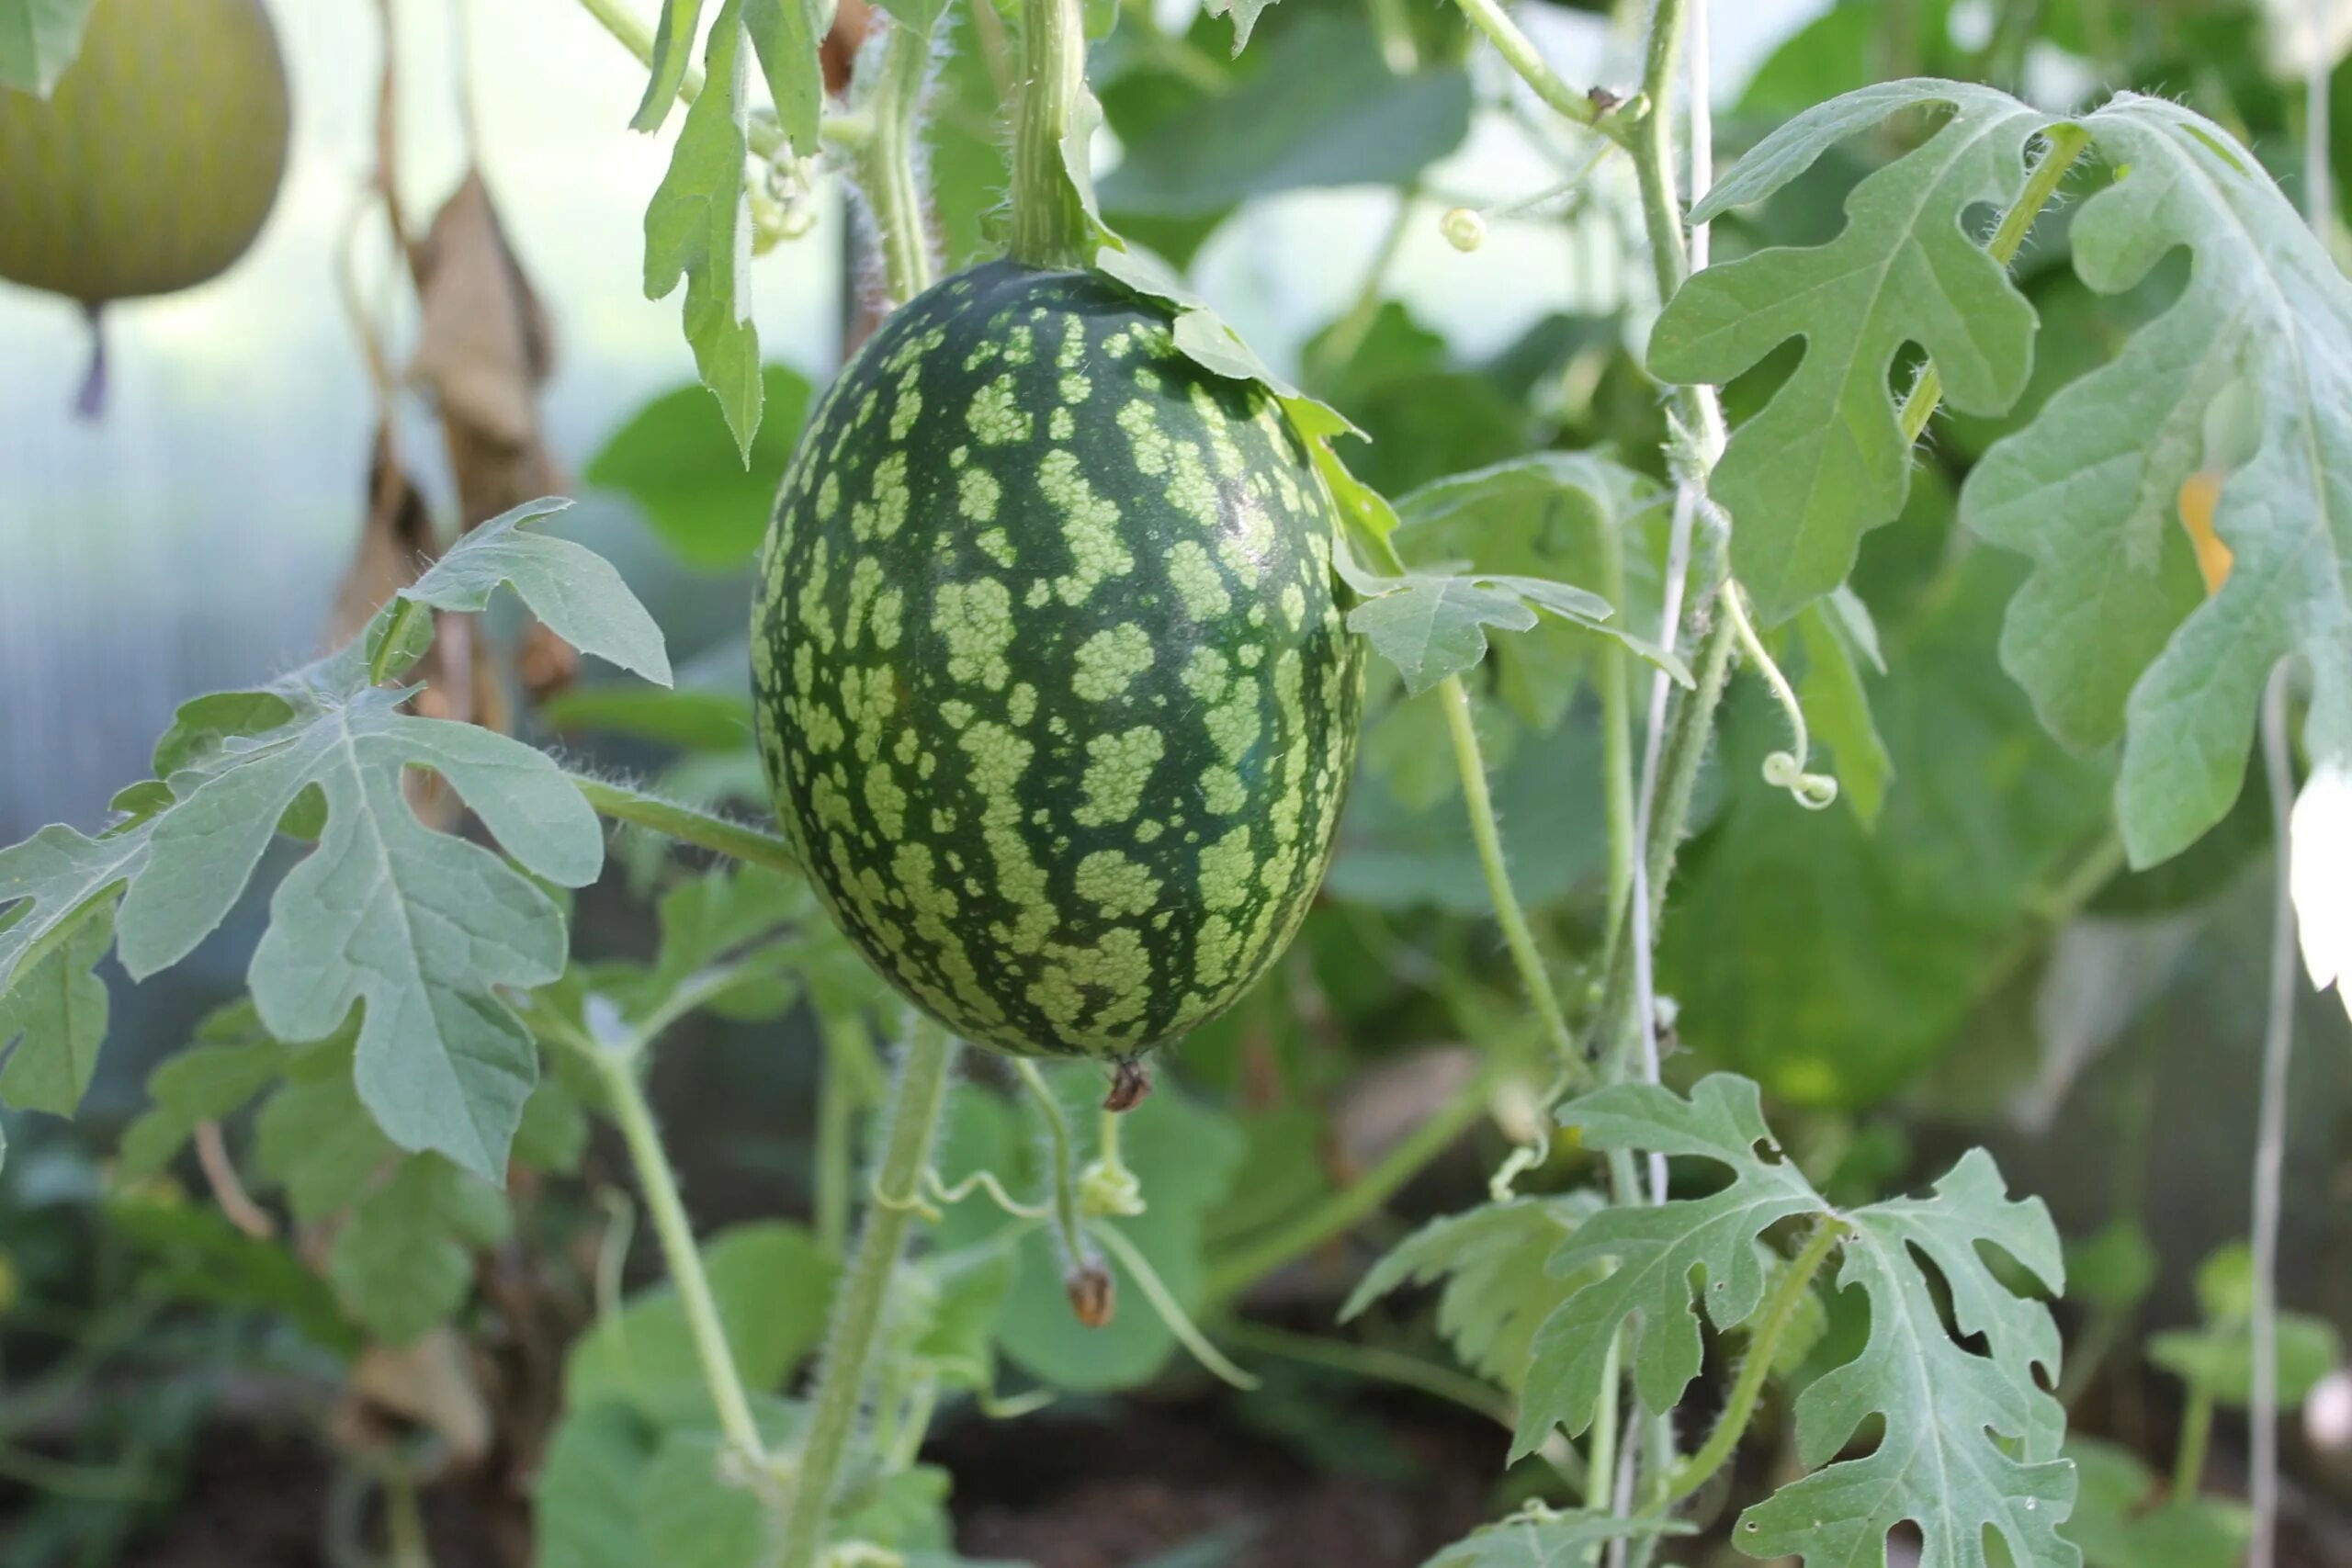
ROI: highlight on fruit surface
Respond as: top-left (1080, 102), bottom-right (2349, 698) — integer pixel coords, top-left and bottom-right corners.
top-left (752, 259), bottom-right (1365, 1064)
top-left (0, 0), bottom-right (292, 413)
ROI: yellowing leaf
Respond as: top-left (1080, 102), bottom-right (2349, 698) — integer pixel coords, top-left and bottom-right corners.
top-left (2176, 470), bottom-right (2233, 595)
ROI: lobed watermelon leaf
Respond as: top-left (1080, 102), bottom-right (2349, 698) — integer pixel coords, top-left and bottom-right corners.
top-left (1420, 1506), bottom-right (1691, 1568)
top-left (1652, 79), bottom-right (2052, 625)
top-left (0, 499), bottom-right (670, 1180)
top-left (1962, 96), bottom-right (2352, 890)
top-left (1512, 1075), bottom-right (2075, 1568)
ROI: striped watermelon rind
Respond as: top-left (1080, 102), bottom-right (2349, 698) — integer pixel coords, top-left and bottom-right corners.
top-left (752, 259), bottom-right (1364, 1060)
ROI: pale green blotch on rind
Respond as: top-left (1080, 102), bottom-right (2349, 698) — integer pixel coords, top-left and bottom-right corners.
top-left (752, 259), bottom-right (1364, 1061)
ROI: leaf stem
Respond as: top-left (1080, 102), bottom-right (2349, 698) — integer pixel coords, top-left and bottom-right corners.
top-left (1087, 1220), bottom-right (1260, 1389)
top-left (1011, 1059), bottom-right (1092, 1269)
top-left (2173, 1377), bottom-right (2217, 1499)
top-left (1009, 0), bottom-right (1091, 267)
top-left (1896, 122), bottom-right (2089, 443)
top-left (1216, 1316), bottom-right (1521, 1431)
top-left (1595, 496), bottom-right (1638, 922)
top-left (1202, 1053), bottom-right (1495, 1303)
top-left (778, 1018), bottom-right (960, 1568)
top-left (569, 773), bottom-right (801, 873)
top-left (570, 0), bottom-right (869, 157)
top-left (1657, 1218), bottom-right (1840, 1506)
top-left (814, 1012), bottom-right (876, 1256)
top-left (857, 18), bottom-right (938, 305)
top-left (368, 599), bottom-right (425, 687)
top-left (589, 1048), bottom-right (769, 1463)
top-left (1439, 675), bottom-right (1577, 1065)
top-left (1448, 0), bottom-right (1627, 145)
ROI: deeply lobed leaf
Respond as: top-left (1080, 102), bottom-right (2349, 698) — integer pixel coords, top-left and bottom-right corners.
top-left (1962, 95), bottom-right (2352, 872)
top-left (1510, 1076), bottom-right (2074, 1567)
top-left (0, 500), bottom-right (670, 1179)
top-left (1655, 79), bottom-right (2051, 623)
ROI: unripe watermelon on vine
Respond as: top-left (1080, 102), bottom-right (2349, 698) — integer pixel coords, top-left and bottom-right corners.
top-left (0, 0), bottom-right (291, 412)
top-left (752, 259), bottom-right (1364, 1063)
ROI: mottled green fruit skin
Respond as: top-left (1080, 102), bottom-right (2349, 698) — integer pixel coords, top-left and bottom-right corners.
top-left (752, 261), bottom-right (1364, 1060)
top-left (0, 0), bottom-right (289, 304)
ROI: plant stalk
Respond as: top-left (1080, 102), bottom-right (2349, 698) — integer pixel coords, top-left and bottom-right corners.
top-left (858, 19), bottom-right (938, 305)
top-left (1449, 0), bottom-right (1626, 144)
top-left (1009, 0), bottom-right (1091, 267)
top-left (592, 1051), bottom-right (768, 1462)
top-left (1202, 1055), bottom-right (1495, 1304)
top-left (778, 1019), bottom-right (960, 1568)
top-left (1896, 123), bottom-right (2090, 442)
top-left (570, 774), bottom-right (801, 873)
top-left (1439, 675), bottom-right (1578, 1065)
top-left (1657, 1219), bottom-right (1839, 1505)
top-left (571, 0), bottom-right (869, 155)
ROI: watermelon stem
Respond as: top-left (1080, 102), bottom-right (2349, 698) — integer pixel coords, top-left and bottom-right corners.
top-left (778, 1019), bottom-right (960, 1568)
top-left (1008, 0), bottom-right (1091, 267)
top-left (73, 304), bottom-right (107, 421)
top-left (854, 17), bottom-right (938, 304)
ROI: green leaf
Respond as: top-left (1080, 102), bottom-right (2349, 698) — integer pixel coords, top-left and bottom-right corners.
top-left (1962, 95), bottom-right (2352, 867)
top-left (744, 0), bottom-right (827, 155)
top-left (0, 507), bottom-right (658, 1177)
top-left (1201, 0), bottom-right (1275, 54)
top-left (1512, 1078), bottom-right (1825, 1457)
top-left (1097, 15), bottom-right (1470, 217)
top-left (328, 1154), bottom-right (514, 1345)
top-left (513, 1077), bottom-right (591, 1175)
top-left (1662, 537), bottom-right (2116, 1109)
top-left (1655, 80), bottom-right (2047, 622)
top-left (1343, 1194), bottom-right (1599, 1393)
top-left (1516, 1077), bottom-right (2075, 1566)
top-left (1422, 1506), bottom-right (1690, 1568)
top-left (585, 366), bottom-right (812, 570)
top-left (2060, 1437), bottom-right (2249, 1568)
top-left (566, 1222), bottom-right (837, 1423)
top-left (632, 0), bottom-right (707, 131)
top-left (645, 0), bottom-right (763, 459)
top-left (2148, 1314), bottom-right (2344, 1408)
top-left (254, 1061), bottom-right (397, 1222)
top-left (116, 1002), bottom-right (294, 1182)
top-left (404, 499), bottom-right (672, 684)
top-left (638, 1420), bottom-right (798, 1568)
top-left (0, 900), bottom-right (110, 1122)
top-left (1794, 589), bottom-right (1894, 828)
top-left (112, 673), bottom-right (598, 1179)
top-left (535, 1402), bottom-right (658, 1568)
top-left (107, 1190), bottom-right (359, 1356)
top-left (0, 0), bottom-right (94, 96)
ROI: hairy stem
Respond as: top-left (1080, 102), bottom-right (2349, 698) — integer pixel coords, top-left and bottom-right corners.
top-left (1012, 1058), bottom-right (1091, 1269)
top-left (1449, 0), bottom-right (1625, 142)
top-left (1202, 1056), bottom-right (1494, 1304)
top-left (1440, 675), bottom-right (1577, 1064)
top-left (591, 1050), bottom-right (768, 1462)
top-left (570, 774), bottom-right (800, 873)
top-left (858, 19), bottom-right (937, 305)
top-left (1595, 505), bottom-right (1638, 922)
top-left (1896, 123), bottom-right (2089, 442)
top-left (778, 1020), bottom-right (959, 1568)
top-left (1009, 0), bottom-right (1090, 267)
top-left (571, 0), bottom-right (869, 155)
top-left (1658, 1219), bottom-right (1839, 1505)
top-left (1216, 1317), bottom-right (1521, 1432)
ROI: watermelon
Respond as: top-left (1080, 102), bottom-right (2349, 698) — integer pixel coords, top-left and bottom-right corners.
top-left (752, 260), bottom-right (1363, 1060)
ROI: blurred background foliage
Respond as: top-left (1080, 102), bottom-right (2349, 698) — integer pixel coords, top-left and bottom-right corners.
top-left (5, 0), bottom-right (2352, 1563)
